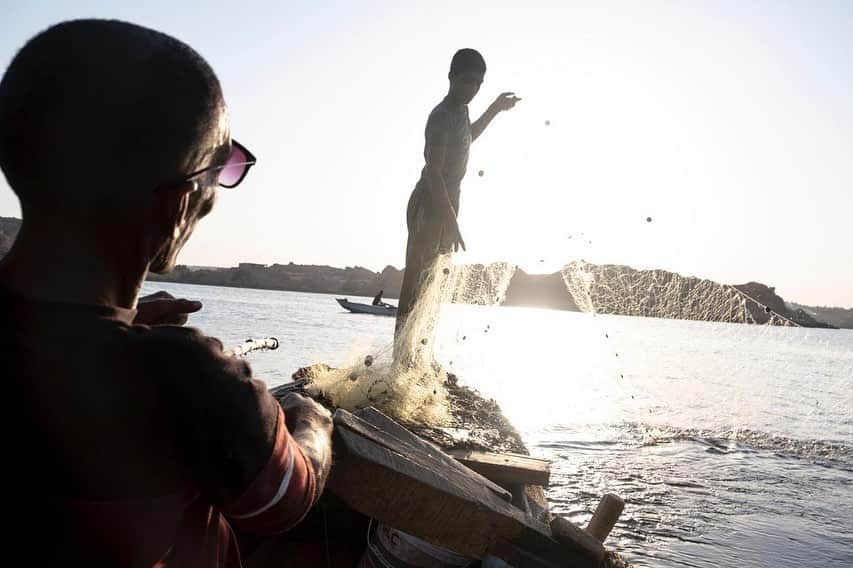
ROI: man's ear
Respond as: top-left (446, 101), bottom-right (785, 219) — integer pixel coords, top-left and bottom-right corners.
top-left (155, 181), bottom-right (196, 237)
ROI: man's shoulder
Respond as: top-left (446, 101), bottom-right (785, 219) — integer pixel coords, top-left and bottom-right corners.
top-left (129, 324), bottom-right (253, 387)
top-left (129, 324), bottom-right (276, 426)
top-left (131, 324), bottom-right (224, 358)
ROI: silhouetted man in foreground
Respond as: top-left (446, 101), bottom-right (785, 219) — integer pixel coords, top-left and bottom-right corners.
top-left (395, 49), bottom-right (519, 348)
top-left (0, 20), bottom-right (332, 566)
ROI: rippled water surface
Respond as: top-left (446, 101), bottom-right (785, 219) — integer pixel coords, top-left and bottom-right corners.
top-left (143, 282), bottom-right (853, 567)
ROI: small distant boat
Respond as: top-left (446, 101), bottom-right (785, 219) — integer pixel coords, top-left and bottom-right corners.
top-left (336, 298), bottom-right (397, 316)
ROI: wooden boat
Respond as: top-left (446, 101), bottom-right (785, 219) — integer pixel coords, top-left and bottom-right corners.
top-left (337, 298), bottom-right (398, 317)
top-left (255, 368), bottom-right (629, 568)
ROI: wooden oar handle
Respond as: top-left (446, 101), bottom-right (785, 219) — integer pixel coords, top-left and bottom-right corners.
top-left (225, 337), bottom-right (280, 358)
top-left (585, 493), bottom-right (625, 543)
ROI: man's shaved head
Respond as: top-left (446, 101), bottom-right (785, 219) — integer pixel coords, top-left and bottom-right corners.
top-left (0, 19), bottom-right (228, 213)
top-left (449, 48), bottom-right (486, 78)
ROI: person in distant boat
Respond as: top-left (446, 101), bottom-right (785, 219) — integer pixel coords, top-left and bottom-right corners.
top-left (0, 20), bottom-right (332, 566)
top-left (395, 49), bottom-right (520, 347)
top-left (373, 289), bottom-right (385, 306)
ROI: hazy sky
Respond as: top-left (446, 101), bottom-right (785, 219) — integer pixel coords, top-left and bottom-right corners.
top-left (1, 1), bottom-right (851, 306)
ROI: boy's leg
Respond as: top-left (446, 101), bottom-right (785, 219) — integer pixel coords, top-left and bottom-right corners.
top-left (395, 189), bottom-right (426, 342)
top-left (395, 229), bottom-right (430, 342)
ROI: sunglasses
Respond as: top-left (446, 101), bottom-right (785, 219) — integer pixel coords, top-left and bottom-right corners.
top-left (181, 139), bottom-right (257, 189)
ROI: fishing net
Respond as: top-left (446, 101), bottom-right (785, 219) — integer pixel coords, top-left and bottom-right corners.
top-left (562, 260), bottom-right (798, 326)
top-left (305, 249), bottom-right (809, 426)
top-left (306, 255), bottom-right (515, 425)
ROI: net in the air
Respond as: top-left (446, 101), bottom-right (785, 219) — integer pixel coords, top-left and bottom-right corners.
top-left (307, 256), bottom-right (515, 424)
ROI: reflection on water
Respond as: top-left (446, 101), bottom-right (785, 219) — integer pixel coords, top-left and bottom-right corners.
top-left (143, 282), bottom-right (853, 567)
top-left (433, 304), bottom-right (853, 567)
top-left (539, 426), bottom-right (853, 567)
top-left (434, 304), bottom-right (852, 444)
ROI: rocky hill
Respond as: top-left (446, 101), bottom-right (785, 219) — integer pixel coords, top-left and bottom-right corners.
top-left (788, 303), bottom-right (853, 330)
top-left (500, 263), bottom-right (837, 328)
top-left (0, 216), bottom-right (845, 328)
top-left (557, 262), bottom-right (805, 326)
top-left (148, 262), bottom-right (404, 299)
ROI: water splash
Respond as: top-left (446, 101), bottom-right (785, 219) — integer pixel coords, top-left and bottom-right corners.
top-left (307, 255), bottom-right (515, 425)
top-left (625, 422), bottom-right (853, 463)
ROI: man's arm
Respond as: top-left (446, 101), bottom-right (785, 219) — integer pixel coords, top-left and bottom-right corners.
top-left (424, 142), bottom-right (465, 252)
top-left (215, 390), bottom-right (332, 536)
top-left (279, 393), bottom-right (333, 500)
top-left (162, 330), bottom-right (332, 536)
top-left (471, 92), bottom-right (522, 142)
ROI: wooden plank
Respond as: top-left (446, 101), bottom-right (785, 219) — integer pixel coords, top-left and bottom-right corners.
top-left (550, 516), bottom-right (606, 566)
top-left (586, 493), bottom-right (625, 543)
top-left (447, 448), bottom-right (551, 487)
top-left (328, 409), bottom-right (602, 566)
top-left (348, 407), bottom-right (511, 502)
top-left (330, 424), bottom-right (557, 562)
top-left (334, 410), bottom-right (512, 507)
top-left (488, 539), bottom-right (563, 568)
top-left (509, 484), bottom-right (531, 515)
top-left (268, 379), bottom-right (309, 398)
top-left (354, 407), bottom-right (442, 451)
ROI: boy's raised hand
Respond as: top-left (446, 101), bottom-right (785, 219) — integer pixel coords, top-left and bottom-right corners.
top-left (491, 91), bottom-right (522, 112)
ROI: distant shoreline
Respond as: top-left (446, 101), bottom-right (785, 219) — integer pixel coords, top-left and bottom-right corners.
top-left (2, 216), bottom-right (850, 328)
top-left (146, 261), bottom-right (849, 329)
top-left (146, 278), bottom-right (385, 300)
top-left (146, 262), bottom-right (404, 300)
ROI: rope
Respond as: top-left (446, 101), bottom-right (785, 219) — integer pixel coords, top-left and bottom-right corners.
top-left (225, 337), bottom-right (280, 358)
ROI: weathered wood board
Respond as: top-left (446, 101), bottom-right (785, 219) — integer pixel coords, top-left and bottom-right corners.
top-left (447, 448), bottom-right (551, 487)
top-left (551, 517), bottom-right (607, 565)
top-left (353, 407), bottom-right (512, 501)
top-left (328, 408), bottom-right (603, 566)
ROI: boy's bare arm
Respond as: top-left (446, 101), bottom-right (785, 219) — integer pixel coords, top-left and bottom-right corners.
top-left (424, 142), bottom-right (465, 252)
top-left (471, 92), bottom-right (522, 141)
top-left (424, 141), bottom-right (453, 220)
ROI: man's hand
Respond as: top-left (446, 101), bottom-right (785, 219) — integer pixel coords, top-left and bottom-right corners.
top-left (448, 219), bottom-right (466, 253)
top-left (281, 392), bottom-right (333, 432)
top-left (135, 291), bottom-right (202, 326)
top-left (281, 392), bottom-right (333, 499)
top-left (490, 91), bottom-right (522, 112)
top-left (472, 92), bottom-right (521, 141)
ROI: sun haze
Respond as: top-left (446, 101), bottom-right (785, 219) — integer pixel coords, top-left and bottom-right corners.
top-left (1, 1), bottom-right (851, 306)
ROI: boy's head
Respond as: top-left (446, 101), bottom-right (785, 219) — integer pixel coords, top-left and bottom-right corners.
top-left (0, 19), bottom-right (230, 272)
top-left (448, 48), bottom-right (486, 104)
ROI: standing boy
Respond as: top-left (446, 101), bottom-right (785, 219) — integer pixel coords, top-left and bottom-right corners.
top-left (395, 49), bottom-right (520, 345)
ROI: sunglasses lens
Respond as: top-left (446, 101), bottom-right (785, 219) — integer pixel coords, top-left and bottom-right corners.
top-left (218, 144), bottom-right (250, 187)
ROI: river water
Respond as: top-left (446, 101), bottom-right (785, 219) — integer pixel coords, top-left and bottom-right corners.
top-left (142, 281), bottom-right (853, 567)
